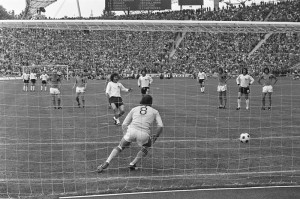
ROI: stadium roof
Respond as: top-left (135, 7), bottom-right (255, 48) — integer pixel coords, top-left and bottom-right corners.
top-left (26, 0), bottom-right (57, 16)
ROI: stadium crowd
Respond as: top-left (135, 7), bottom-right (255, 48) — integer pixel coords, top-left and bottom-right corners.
top-left (0, 0), bottom-right (299, 78)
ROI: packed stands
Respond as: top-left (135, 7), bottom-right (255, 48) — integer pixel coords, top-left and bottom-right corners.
top-left (0, 0), bottom-right (299, 77)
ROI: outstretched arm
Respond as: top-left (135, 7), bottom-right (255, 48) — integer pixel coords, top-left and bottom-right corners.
top-left (152, 112), bottom-right (164, 144)
top-left (149, 76), bottom-right (153, 85)
top-left (120, 84), bottom-right (132, 92)
top-left (122, 110), bottom-right (133, 135)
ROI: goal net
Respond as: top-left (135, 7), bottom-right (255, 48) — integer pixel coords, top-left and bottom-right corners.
top-left (0, 20), bottom-right (299, 198)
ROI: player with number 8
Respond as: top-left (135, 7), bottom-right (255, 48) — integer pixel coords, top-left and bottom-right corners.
top-left (97, 95), bottom-right (163, 172)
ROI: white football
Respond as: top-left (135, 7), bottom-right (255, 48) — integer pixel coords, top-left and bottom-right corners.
top-left (239, 133), bottom-right (250, 143)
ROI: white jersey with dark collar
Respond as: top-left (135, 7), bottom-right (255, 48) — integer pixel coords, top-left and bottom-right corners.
top-left (106, 81), bottom-right (128, 97)
top-left (123, 105), bottom-right (163, 134)
top-left (236, 74), bottom-right (254, 87)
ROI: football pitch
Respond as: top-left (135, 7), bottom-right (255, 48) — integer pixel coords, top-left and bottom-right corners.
top-left (0, 76), bottom-right (299, 198)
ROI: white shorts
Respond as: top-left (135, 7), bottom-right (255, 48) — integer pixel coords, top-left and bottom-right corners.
top-left (262, 85), bottom-right (273, 93)
top-left (76, 87), bottom-right (85, 93)
top-left (217, 85), bottom-right (227, 92)
top-left (50, 88), bottom-right (60, 95)
top-left (123, 127), bottom-right (150, 147)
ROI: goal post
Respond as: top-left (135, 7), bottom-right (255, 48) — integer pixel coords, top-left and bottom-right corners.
top-left (0, 20), bottom-right (299, 198)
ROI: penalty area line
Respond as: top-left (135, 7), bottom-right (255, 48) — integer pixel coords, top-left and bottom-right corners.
top-left (59, 185), bottom-right (300, 199)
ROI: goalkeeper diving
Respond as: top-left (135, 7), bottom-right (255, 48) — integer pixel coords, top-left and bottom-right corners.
top-left (97, 95), bottom-right (163, 172)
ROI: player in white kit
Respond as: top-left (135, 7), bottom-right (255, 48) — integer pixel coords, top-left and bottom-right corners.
top-left (138, 69), bottom-right (153, 96)
top-left (97, 95), bottom-right (164, 172)
top-left (106, 73), bottom-right (132, 125)
top-left (40, 71), bottom-right (49, 91)
top-left (197, 68), bottom-right (207, 93)
top-left (30, 70), bottom-right (37, 92)
top-left (22, 70), bottom-right (30, 92)
top-left (236, 68), bottom-right (254, 110)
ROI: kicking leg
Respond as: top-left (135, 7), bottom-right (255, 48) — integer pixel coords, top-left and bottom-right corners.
top-left (237, 92), bottom-right (241, 110)
top-left (118, 105), bottom-right (125, 118)
top-left (113, 105), bottom-right (125, 125)
top-left (111, 103), bottom-right (120, 125)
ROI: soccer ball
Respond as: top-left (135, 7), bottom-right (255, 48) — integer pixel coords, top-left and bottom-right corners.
top-left (239, 133), bottom-right (250, 143)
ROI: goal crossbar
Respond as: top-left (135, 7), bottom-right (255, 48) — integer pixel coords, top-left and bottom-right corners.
top-left (0, 20), bottom-right (300, 33)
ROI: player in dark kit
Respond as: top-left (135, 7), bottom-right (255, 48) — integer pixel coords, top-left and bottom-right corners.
top-left (258, 67), bottom-right (278, 110)
top-left (49, 70), bottom-right (62, 109)
top-left (73, 72), bottom-right (87, 108)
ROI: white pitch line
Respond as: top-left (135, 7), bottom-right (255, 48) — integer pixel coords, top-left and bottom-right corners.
top-left (59, 185), bottom-right (300, 199)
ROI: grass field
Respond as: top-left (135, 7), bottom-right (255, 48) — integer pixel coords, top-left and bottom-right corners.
top-left (0, 76), bottom-right (299, 199)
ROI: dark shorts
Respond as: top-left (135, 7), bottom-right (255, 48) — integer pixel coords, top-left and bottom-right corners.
top-left (141, 87), bottom-right (150, 94)
top-left (109, 97), bottom-right (124, 108)
top-left (198, 79), bottom-right (204, 84)
top-left (42, 80), bottom-right (47, 85)
top-left (239, 87), bottom-right (250, 94)
top-left (31, 79), bottom-right (36, 84)
top-left (24, 80), bottom-right (29, 84)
